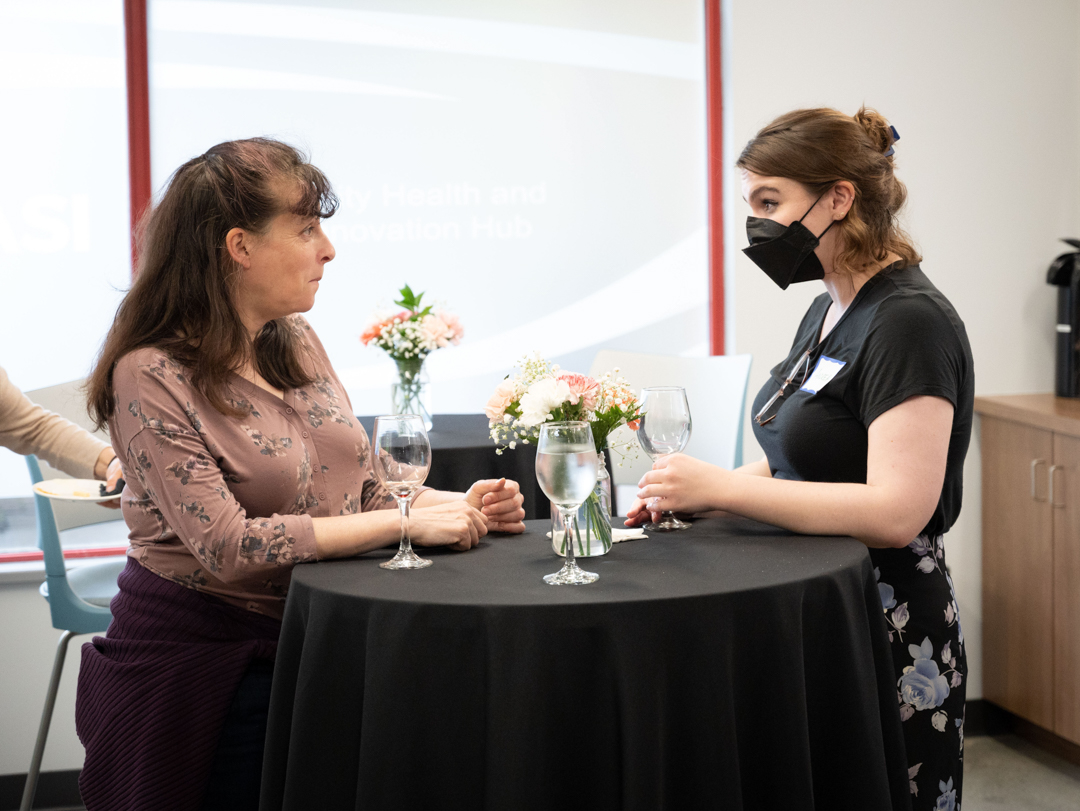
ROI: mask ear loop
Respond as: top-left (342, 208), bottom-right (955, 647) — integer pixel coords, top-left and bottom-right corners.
top-left (797, 187), bottom-right (839, 241)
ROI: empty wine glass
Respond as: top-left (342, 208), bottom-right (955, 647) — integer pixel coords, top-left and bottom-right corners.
top-left (536, 422), bottom-right (599, 585)
top-left (372, 414), bottom-right (432, 569)
top-left (636, 387), bottom-right (693, 532)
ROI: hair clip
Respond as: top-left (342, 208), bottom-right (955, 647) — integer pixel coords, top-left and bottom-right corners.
top-left (884, 125), bottom-right (900, 157)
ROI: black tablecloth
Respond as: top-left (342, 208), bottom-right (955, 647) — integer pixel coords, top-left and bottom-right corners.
top-left (359, 414), bottom-right (550, 519)
top-left (261, 517), bottom-right (910, 811)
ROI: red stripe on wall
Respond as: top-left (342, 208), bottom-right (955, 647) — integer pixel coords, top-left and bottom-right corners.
top-left (705, 0), bottom-right (725, 356)
top-left (0, 547), bottom-right (128, 564)
top-left (124, 0), bottom-right (152, 274)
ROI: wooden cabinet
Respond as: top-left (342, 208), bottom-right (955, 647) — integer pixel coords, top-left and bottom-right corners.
top-left (976, 394), bottom-right (1080, 744)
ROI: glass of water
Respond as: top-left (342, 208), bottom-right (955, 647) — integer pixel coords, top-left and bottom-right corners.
top-left (535, 421), bottom-right (599, 585)
top-left (636, 387), bottom-right (693, 531)
top-left (372, 414), bottom-right (432, 569)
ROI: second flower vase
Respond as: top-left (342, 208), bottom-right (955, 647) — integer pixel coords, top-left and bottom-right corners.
top-left (551, 453), bottom-right (613, 557)
top-left (391, 358), bottom-right (433, 431)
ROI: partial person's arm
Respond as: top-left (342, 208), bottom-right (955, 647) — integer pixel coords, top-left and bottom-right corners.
top-left (624, 455), bottom-right (774, 524)
top-left (735, 458), bottom-right (773, 477)
top-left (0, 365), bottom-right (110, 480)
top-left (632, 395), bottom-right (953, 549)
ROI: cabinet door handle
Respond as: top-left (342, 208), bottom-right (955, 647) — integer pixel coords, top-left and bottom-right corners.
top-left (1050, 465), bottom-right (1065, 508)
top-left (1032, 458), bottom-right (1048, 501)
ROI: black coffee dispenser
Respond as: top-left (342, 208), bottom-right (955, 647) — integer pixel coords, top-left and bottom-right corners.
top-left (1047, 238), bottom-right (1080, 397)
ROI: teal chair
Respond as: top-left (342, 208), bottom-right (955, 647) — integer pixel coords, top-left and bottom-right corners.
top-left (20, 455), bottom-right (125, 811)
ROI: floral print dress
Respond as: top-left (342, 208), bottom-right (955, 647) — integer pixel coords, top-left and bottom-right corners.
top-left (873, 538), bottom-right (965, 811)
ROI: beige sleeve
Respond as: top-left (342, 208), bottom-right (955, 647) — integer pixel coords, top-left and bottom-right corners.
top-left (0, 366), bottom-right (111, 480)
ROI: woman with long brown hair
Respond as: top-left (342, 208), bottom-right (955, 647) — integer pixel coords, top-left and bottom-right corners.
top-left (77, 137), bottom-right (525, 811)
top-left (629, 108), bottom-right (972, 810)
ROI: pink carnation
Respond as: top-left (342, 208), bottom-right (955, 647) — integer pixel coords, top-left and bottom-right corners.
top-left (485, 379), bottom-right (517, 422)
top-left (557, 373), bottom-right (599, 411)
top-left (421, 314), bottom-right (451, 348)
top-left (437, 309), bottom-right (464, 345)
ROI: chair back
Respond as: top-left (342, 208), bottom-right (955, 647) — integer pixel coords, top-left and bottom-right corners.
top-left (589, 351), bottom-right (753, 489)
top-left (24, 378), bottom-right (123, 635)
top-left (26, 455), bottom-right (113, 634)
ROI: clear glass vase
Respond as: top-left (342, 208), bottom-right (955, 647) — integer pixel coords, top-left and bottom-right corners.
top-left (551, 452), bottom-right (612, 557)
top-left (391, 358), bottom-right (433, 430)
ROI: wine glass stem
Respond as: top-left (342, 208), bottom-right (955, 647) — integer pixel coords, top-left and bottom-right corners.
top-left (397, 495), bottom-right (413, 554)
top-left (560, 508), bottom-right (578, 568)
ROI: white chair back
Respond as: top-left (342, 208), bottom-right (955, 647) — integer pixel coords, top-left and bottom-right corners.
top-left (588, 351), bottom-right (753, 502)
top-left (25, 379), bottom-right (118, 531)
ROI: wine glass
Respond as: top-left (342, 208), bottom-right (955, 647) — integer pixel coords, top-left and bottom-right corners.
top-left (372, 414), bottom-right (432, 569)
top-left (636, 387), bottom-right (693, 532)
top-left (535, 422), bottom-right (600, 585)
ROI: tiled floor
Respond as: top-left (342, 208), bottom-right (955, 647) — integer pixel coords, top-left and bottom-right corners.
top-left (964, 734), bottom-right (1080, 810)
top-left (31, 733), bottom-right (1080, 811)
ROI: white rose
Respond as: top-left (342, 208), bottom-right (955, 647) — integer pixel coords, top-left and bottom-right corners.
top-left (518, 378), bottom-right (572, 427)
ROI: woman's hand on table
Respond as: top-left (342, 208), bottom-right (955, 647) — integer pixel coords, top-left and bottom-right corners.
top-left (632, 453), bottom-right (725, 517)
top-left (410, 501), bottom-right (488, 551)
top-left (623, 496), bottom-right (659, 527)
top-left (465, 478), bottom-right (526, 534)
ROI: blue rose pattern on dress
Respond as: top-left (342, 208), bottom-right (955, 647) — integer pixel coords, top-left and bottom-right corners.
top-left (935, 777), bottom-right (956, 811)
top-left (899, 638), bottom-right (951, 711)
top-left (871, 533), bottom-right (965, 810)
top-left (875, 567), bottom-right (896, 609)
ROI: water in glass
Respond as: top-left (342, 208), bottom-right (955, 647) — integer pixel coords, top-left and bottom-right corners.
top-left (536, 422), bottom-right (600, 585)
top-left (536, 444), bottom-right (597, 509)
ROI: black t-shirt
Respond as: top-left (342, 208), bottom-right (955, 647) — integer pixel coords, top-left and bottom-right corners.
top-left (750, 264), bottom-right (974, 538)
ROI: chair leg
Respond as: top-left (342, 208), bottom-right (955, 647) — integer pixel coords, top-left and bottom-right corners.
top-left (20, 630), bottom-right (75, 811)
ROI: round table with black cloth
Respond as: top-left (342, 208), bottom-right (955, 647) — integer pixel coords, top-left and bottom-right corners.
top-left (260, 516), bottom-right (910, 811)
top-left (359, 414), bottom-right (553, 519)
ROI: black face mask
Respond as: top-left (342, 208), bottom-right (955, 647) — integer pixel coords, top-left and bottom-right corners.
top-left (743, 192), bottom-right (836, 290)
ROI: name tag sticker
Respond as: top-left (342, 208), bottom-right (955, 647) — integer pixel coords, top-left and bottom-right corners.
top-left (800, 356), bottom-right (846, 394)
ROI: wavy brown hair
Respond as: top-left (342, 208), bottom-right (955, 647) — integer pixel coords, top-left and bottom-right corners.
top-left (736, 106), bottom-right (920, 275)
top-left (88, 138), bottom-right (339, 428)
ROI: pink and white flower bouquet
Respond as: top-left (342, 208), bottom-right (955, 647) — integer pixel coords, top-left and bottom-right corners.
top-left (485, 354), bottom-right (643, 555)
top-left (361, 285), bottom-right (463, 428)
top-left (360, 284), bottom-right (464, 365)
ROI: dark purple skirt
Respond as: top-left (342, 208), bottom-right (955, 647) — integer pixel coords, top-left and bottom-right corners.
top-left (76, 558), bottom-right (281, 811)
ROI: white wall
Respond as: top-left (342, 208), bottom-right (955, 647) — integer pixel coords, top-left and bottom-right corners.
top-left (727, 0), bottom-right (1080, 700)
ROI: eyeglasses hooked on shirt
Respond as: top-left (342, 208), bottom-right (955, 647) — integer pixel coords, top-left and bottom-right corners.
top-left (755, 351), bottom-right (849, 425)
top-left (754, 349), bottom-right (812, 425)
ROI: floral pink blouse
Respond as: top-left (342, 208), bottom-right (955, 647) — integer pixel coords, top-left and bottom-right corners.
top-left (109, 316), bottom-right (397, 619)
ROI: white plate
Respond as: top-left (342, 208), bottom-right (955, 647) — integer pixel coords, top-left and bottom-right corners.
top-left (32, 479), bottom-right (119, 502)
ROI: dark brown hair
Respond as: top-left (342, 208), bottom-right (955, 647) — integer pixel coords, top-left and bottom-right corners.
top-left (88, 137), bottom-right (338, 428)
top-left (736, 106), bottom-right (920, 275)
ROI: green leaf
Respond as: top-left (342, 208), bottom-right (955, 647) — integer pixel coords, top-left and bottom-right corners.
top-left (393, 284), bottom-right (425, 312)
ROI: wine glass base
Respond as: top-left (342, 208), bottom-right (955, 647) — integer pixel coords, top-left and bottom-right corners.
top-left (643, 513), bottom-right (692, 532)
top-left (543, 560), bottom-right (599, 585)
top-left (380, 549), bottom-right (433, 570)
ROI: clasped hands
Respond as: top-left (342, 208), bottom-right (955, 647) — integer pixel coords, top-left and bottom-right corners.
top-left (624, 453), bottom-right (721, 527)
top-left (411, 478), bottom-right (526, 552)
